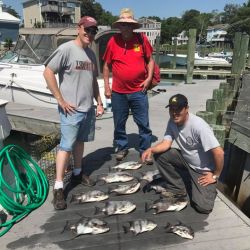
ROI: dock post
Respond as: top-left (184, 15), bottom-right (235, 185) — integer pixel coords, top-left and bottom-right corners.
top-left (186, 29), bottom-right (196, 84)
top-left (231, 32), bottom-right (242, 75)
top-left (155, 35), bottom-right (160, 65)
top-left (171, 38), bottom-right (177, 69)
top-left (247, 49), bottom-right (250, 68)
top-left (238, 33), bottom-right (249, 73)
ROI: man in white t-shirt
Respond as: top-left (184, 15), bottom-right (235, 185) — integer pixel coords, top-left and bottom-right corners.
top-left (141, 94), bottom-right (224, 214)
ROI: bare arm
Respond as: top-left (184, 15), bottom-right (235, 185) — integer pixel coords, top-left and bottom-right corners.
top-left (103, 61), bottom-right (112, 98)
top-left (140, 55), bottom-right (154, 91)
top-left (141, 139), bottom-right (172, 162)
top-left (43, 66), bottom-right (76, 114)
top-left (198, 146), bottom-right (224, 186)
top-left (93, 76), bottom-right (104, 117)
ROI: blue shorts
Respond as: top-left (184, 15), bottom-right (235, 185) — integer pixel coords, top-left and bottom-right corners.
top-left (59, 107), bottom-right (95, 151)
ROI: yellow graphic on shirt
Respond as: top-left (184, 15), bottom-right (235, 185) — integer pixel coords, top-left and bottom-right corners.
top-left (134, 44), bottom-right (141, 52)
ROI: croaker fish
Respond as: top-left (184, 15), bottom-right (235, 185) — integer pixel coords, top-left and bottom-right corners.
top-left (165, 222), bottom-right (194, 239)
top-left (123, 219), bottom-right (157, 235)
top-left (110, 161), bottom-right (143, 171)
top-left (108, 181), bottom-right (140, 195)
top-left (70, 190), bottom-right (109, 203)
top-left (62, 217), bottom-right (110, 238)
top-left (145, 198), bottom-right (188, 214)
top-left (95, 200), bottom-right (136, 216)
top-left (98, 172), bottom-right (134, 184)
top-left (140, 170), bottom-right (161, 183)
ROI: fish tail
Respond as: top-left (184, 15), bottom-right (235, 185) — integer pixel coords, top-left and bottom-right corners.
top-left (145, 202), bottom-right (151, 212)
top-left (123, 225), bottom-right (129, 234)
top-left (70, 194), bottom-right (76, 203)
top-left (61, 220), bottom-right (69, 234)
top-left (164, 222), bottom-right (172, 232)
top-left (94, 206), bottom-right (102, 215)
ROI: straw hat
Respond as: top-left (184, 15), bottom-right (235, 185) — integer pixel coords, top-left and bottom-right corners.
top-left (112, 8), bottom-right (142, 29)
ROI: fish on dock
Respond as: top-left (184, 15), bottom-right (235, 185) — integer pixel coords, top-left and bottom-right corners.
top-left (70, 190), bottom-right (109, 203)
top-left (97, 172), bottom-right (134, 184)
top-left (123, 219), bottom-right (157, 235)
top-left (143, 177), bottom-right (168, 194)
top-left (110, 161), bottom-right (143, 171)
top-left (140, 169), bottom-right (162, 183)
top-left (62, 217), bottom-right (110, 237)
top-left (108, 181), bottom-right (140, 195)
top-left (95, 200), bottom-right (136, 216)
top-left (145, 197), bottom-right (188, 214)
top-left (165, 222), bottom-right (194, 239)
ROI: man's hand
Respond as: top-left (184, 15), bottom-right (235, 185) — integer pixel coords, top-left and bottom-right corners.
top-left (58, 98), bottom-right (76, 115)
top-left (141, 148), bottom-right (153, 163)
top-left (96, 104), bottom-right (104, 117)
top-left (198, 172), bottom-right (217, 186)
top-left (140, 79), bottom-right (151, 92)
top-left (104, 86), bottom-right (112, 98)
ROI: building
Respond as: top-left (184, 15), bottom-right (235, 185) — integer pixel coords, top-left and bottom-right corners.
top-left (206, 24), bottom-right (229, 47)
top-left (22, 0), bottom-right (81, 28)
top-left (0, 0), bottom-right (21, 45)
top-left (171, 31), bottom-right (188, 46)
top-left (137, 17), bottom-right (161, 47)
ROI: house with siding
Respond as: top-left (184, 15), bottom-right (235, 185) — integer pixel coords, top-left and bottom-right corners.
top-left (0, 0), bottom-right (21, 45)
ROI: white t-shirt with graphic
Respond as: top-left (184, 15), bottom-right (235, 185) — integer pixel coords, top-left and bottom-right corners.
top-left (164, 113), bottom-right (220, 171)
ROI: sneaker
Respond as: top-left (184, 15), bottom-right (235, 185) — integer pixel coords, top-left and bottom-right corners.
top-left (71, 173), bottom-right (95, 187)
top-left (53, 188), bottom-right (67, 210)
top-left (116, 149), bottom-right (129, 161)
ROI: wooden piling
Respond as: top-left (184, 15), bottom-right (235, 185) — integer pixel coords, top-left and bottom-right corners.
top-left (196, 111), bottom-right (216, 124)
top-left (155, 35), bottom-right (160, 65)
top-left (186, 29), bottom-right (196, 84)
top-left (239, 33), bottom-right (249, 73)
top-left (231, 32), bottom-right (242, 75)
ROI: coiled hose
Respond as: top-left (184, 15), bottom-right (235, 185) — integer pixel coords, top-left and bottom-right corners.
top-left (0, 144), bottom-right (49, 237)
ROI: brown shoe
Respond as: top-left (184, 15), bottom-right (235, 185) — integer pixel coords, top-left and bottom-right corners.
top-left (116, 149), bottom-right (129, 161)
top-left (53, 188), bottom-right (67, 210)
top-left (71, 173), bottom-right (95, 187)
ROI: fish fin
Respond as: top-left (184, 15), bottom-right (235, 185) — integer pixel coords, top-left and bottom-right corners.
top-left (164, 222), bottom-right (172, 232)
top-left (145, 202), bottom-right (150, 212)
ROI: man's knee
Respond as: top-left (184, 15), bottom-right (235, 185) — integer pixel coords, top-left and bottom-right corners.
top-left (191, 201), bottom-right (213, 214)
top-left (154, 148), bottom-right (179, 162)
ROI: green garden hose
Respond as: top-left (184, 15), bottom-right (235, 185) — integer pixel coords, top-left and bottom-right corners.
top-left (0, 144), bottom-right (49, 237)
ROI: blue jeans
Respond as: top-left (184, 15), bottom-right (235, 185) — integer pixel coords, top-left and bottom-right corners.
top-left (111, 91), bottom-right (152, 154)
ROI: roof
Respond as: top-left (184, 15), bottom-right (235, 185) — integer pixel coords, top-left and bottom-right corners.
top-left (0, 12), bottom-right (20, 23)
top-left (207, 24), bottom-right (229, 31)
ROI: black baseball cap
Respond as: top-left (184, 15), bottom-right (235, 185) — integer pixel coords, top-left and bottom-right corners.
top-left (165, 94), bottom-right (188, 110)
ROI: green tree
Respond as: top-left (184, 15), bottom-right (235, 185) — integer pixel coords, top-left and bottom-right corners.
top-left (161, 17), bottom-right (183, 44)
top-left (4, 38), bottom-right (13, 50)
top-left (3, 5), bottom-right (20, 19)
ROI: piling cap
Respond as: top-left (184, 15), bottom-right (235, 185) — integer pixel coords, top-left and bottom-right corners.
top-left (166, 94), bottom-right (188, 110)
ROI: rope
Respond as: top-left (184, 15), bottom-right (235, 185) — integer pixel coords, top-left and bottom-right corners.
top-left (0, 144), bottom-right (49, 237)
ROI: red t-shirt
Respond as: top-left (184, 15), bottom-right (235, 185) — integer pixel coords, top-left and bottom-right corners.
top-left (103, 33), bottom-right (153, 93)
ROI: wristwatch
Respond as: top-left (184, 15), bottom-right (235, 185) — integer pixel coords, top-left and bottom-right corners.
top-left (212, 175), bottom-right (219, 181)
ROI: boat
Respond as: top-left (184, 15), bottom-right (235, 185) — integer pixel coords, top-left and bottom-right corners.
top-left (163, 52), bottom-right (231, 66)
top-left (207, 51), bottom-right (233, 63)
top-left (0, 27), bottom-right (117, 109)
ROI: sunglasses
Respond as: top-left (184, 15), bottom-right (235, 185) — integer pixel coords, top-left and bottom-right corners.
top-left (84, 27), bottom-right (98, 35)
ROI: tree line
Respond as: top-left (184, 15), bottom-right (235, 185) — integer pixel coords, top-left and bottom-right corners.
top-left (4, 0), bottom-right (250, 44)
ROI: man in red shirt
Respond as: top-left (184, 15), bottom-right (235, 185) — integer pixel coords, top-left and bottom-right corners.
top-left (103, 8), bottom-right (154, 162)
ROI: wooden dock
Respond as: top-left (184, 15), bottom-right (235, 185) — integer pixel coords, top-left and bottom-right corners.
top-left (2, 80), bottom-right (250, 250)
top-left (160, 68), bottom-right (232, 78)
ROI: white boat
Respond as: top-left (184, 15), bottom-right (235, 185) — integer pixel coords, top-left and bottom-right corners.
top-left (164, 52), bottom-right (231, 66)
top-left (207, 51), bottom-right (233, 63)
top-left (0, 28), bottom-right (117, 109)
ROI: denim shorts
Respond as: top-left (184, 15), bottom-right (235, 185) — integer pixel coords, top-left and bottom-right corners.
top-left (59, 107), bottom-right (95, 151)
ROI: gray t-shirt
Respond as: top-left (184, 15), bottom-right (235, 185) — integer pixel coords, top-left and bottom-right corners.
top-left (164, 113), bottom-right (220, 172)
top-left (45, 40), bottom-right (98, 112)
